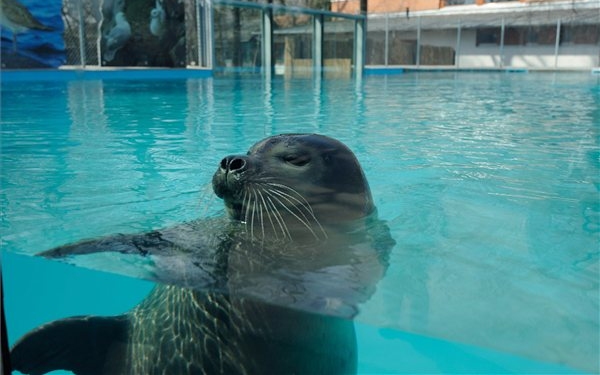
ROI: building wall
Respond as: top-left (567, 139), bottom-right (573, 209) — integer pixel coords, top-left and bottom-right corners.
top-left (334, 0), bottom-right (599, 70)
top-left (330, 0), bottom-right (360, 14)
top-left (331, 0), bottom-right (570, 14)
top-left (368, 27), bottom-right (600, 69)
top-left (331, 0), bottom-right (442, 14)
top-left (421, 29), bottom-right (459, 48)
top-left (458, 29), bottom-right (600, 69)
top-left (458, 30), bottom-right (501, 67)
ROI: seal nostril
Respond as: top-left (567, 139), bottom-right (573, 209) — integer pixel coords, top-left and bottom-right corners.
top-left (220, 158), bottom-right (229, 170)
top-left (229, 158), bottom-right (246, 171)
top-left (219, 155), bottom-right (248, 173)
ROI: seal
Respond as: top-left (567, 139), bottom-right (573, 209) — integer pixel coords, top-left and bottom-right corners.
top-left (10, 134), bottom-right (394, 375)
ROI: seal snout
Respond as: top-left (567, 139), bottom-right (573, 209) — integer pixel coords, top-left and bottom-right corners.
top-left (220, 155), bottom-right (248, 174)
top-left (213, 155), bottom-right (251, 201)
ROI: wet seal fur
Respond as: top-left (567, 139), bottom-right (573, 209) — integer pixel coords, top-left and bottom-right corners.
top-left (10, 134), bottom-right (394, 375)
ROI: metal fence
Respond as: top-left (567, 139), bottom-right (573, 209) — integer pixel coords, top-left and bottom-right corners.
top-left (61, 0), bottom-right (211, 68)
top-left (211, 0), bottom-right (365, 77)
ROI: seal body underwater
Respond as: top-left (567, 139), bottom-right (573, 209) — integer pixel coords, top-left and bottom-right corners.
top-left (10, 134), bottom-right (394, 375)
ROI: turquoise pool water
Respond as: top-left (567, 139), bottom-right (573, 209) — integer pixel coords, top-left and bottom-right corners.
top-left (1, 72), bottom-right (599, 373)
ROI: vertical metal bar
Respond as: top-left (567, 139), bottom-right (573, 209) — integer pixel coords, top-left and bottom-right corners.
top-left (77, 0), bottom-right (86, 67)
top-left (262, 8), bottom-right (273, 78)
top-left (313, 14), bottom-right (323, 76)
top-left (207, 0), bottom-right (214, 69)
top-left (354, 17), bottom-right (364, 78)
top-left (199, 0), bottom-right (214, 69)
top-left (499, 16), bottom-right (505, 68)
top-left (196, 0), bottom-right (202, 66)
top-left (455, 19), bottom-right (461, 68)
top-left (384, 13), bottom-right (389, 66)
top-left (554, 18), bottom-right (561, 69)
top-left (97, 0), bottom-right (102, 67)
top-left (416, 16), bottom-right (421, 67)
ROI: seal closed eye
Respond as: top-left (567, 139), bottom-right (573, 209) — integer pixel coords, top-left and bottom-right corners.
top-left (10, 134), bottom-right (394, 375)
top-left (283, 153), bottom-right (311, 166)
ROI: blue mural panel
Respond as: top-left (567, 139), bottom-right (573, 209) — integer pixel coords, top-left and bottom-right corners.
top-left (1, 0), bottom-right (65, 68)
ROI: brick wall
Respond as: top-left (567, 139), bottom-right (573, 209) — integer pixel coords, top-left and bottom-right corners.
top-left (329, 0), bottom-right (552, 14)
top-left (331, 0), bottom-right (443, 14)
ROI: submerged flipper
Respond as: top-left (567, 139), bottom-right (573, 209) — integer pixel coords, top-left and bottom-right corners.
top-left (39, 231), bottom-right (177, 258)
top-left (38, 218), bottom-right (228, 260)
top-left (11, 315), bottom-right (130, 375)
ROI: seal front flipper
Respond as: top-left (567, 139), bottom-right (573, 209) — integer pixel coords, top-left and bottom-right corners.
top-left (10, 315), bottom-right (129, 375)
top-left (39, 231), bottom-right (177, 259)
top-left (38, 218), bottom-right (228, 259)
top-left (37, 221), bottom-right (231, 291)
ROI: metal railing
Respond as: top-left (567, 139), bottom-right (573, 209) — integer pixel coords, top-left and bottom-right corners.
top-left (211, 0), bottom-right (366, 77)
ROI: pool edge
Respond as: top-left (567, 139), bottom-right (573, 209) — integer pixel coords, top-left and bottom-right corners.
top-left (0, 67), bottom-right (213, 82)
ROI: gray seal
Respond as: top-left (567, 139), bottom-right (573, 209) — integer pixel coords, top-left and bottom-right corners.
top-left (10, 134), bottom-right (394, 375)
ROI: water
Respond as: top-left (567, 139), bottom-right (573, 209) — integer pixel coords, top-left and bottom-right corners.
top-left (1, 72), bottom-right (599, 373)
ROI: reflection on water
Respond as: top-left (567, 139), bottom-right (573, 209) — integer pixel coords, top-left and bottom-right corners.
top-left (1, 72), bottom-right (598, 372)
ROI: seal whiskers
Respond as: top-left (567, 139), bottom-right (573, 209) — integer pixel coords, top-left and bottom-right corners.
top-left (256, 189), bottom-right (278, 241)
top-left (266, 190), bottom-right (322, 240)
top-left (250, 192), bottom-right (257, 241)
top-left (245, 184), bottom-right (293, 242)
top-left (263, 182), bottom-right (327, 240)
top-left (240, 182), bottom-right (327, 242)
top-left (264, 193), bottom-right (292, 240)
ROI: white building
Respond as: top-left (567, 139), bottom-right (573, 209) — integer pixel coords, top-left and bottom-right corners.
top-left (365, 0), bottom-right (600, 70)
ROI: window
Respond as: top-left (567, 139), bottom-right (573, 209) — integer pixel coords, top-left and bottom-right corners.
top-left (480, 25), bottom-right (558, 46)
top-left (561, 24), bottom-right (599, 45)
top-left (525, 26), bottom-right (556, 45)
top-left (476, 27), bottom-right (500, 46)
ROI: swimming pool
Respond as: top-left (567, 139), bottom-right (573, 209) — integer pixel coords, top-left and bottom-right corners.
top-left (2, 72), bottom-right (598, 373)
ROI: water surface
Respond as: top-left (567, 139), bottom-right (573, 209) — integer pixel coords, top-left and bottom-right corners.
top-left (2, 72), bottom-right (598, 372)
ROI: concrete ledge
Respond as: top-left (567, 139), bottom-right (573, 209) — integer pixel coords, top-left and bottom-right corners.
top-left (364, 66), bottom-right (405, 75)
top-left (363, 65), bottom-right (600, 74)
top-left (0, 67), bottom-right (213, 83)
top-left (365, 65), bottom-right (520, 74)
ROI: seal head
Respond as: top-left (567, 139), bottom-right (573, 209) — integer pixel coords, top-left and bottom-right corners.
top-left (213, 134), bottom-right (374, 241)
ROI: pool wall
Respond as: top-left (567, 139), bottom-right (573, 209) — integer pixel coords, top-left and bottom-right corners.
top-left (0, 68), bottom-right (213, 83)
top-left (3, 66), bottom-right (599, 84)
top-left (2, 251), bottom-right (586, 374)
